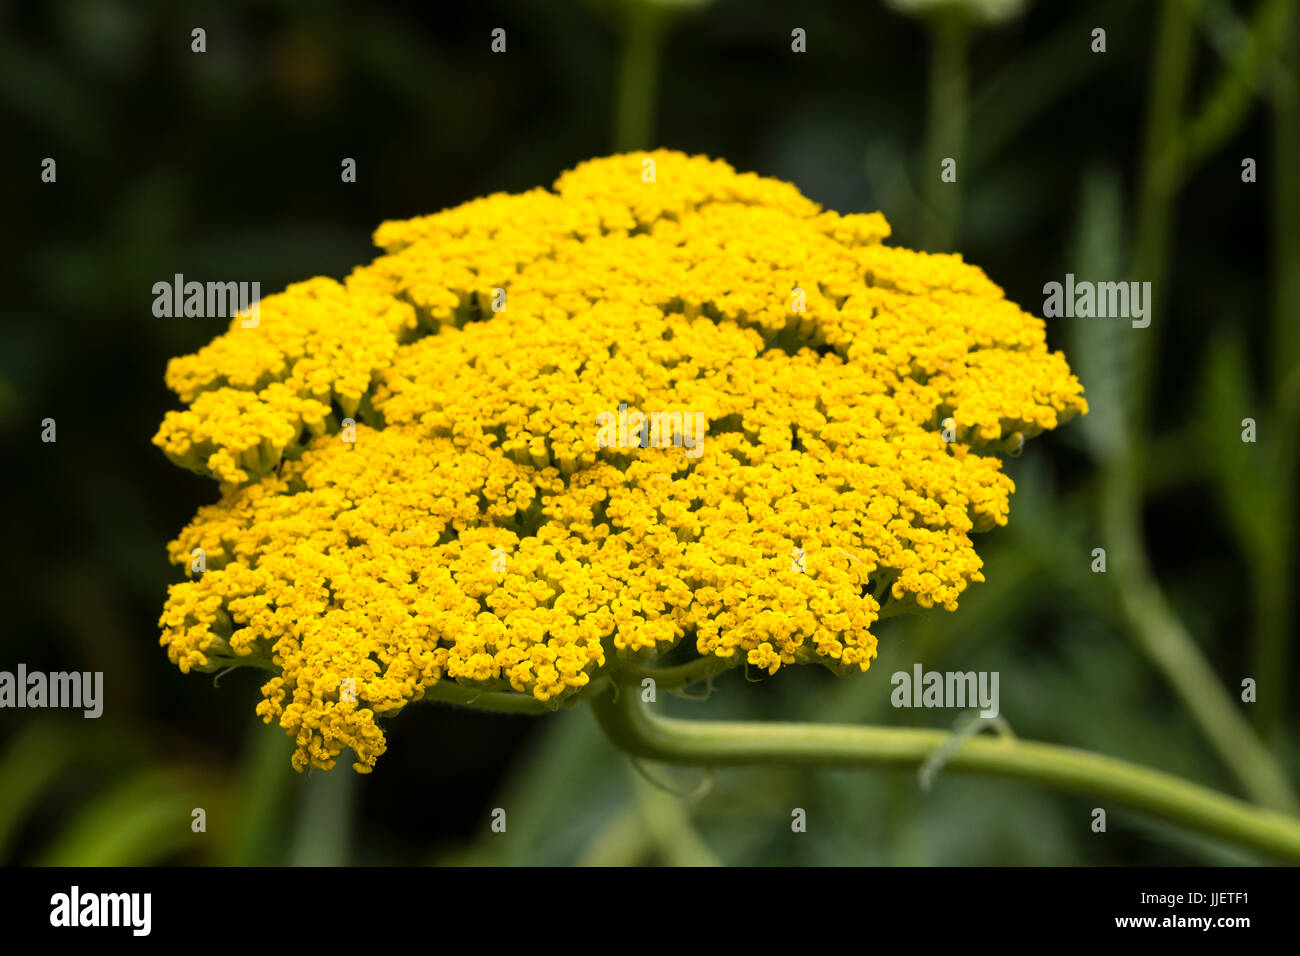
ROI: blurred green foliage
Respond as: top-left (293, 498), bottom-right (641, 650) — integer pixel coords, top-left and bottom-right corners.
top-left (1, 0), bottom-right (1295, 865)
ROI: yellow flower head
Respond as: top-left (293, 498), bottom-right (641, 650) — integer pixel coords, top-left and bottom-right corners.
top-left (154, 151), bottom-right (1086, 772)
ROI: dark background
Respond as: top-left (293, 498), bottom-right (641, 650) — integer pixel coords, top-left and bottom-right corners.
top-left (1, 0), bottom-right (1295, 865)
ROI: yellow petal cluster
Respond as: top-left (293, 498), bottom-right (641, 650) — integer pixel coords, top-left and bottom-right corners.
top-left (155, 150), bottom-right (1086, 772)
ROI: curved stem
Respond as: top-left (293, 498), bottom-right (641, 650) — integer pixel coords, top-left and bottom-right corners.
top-left (1103, 464), bottom-right (1299, 813)
top-left (420, 677), bottom-right (608, 715)
top-left (1114, 0), bottom-right (1297, 810)
top-left (623, 655), bottom-right (737, 690)
top-left (206, 654), bottom-right (276, 674)
top-left (589, 679), bottom-right (1300, 862)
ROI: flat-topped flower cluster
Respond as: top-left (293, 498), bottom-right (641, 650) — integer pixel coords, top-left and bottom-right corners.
top-left (154, 151), bottom-right (1086, 772)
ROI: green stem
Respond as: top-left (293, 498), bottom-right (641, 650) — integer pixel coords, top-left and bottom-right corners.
top-left (624, 655), bottom-right (736, 690)
top-left (1132, 0), bottom-right (1290, 409)
top-left (1257, 5), bottom-right (1300, 745)
top-left (628, 769), bottom-right (721, 866)
top-left (207, 655), bottom-right (276, 674)
top-left (420, 676), bottom-right (608, 715)
top-left (1249, 552), bottom-right (1289, 744)
top-left (613, 5), bottom-right (666, 152)
top-left (589, 679), bottom-right (1300, 862)
top-left (1179, 0), bottom-right (1294, 174)
top-left (1132, 0), bottom-right (1195, 422)
top-left (968, 0), bottom-right (1133, 174)
top-left (922, 13), bottom-right (968, 252)
top-left (1275, 14), bottom-right (1300, 384)
top-left (288, 761), bottom-right (355, 866)
top-left (223, 720), bottom-right (297, 866)
top-left (575, 804), bottom-right (650, 866)
top-left (1114, 0), bottom-right (1296, 808)
top-left (1102, 464), bottom-right (1298, 813)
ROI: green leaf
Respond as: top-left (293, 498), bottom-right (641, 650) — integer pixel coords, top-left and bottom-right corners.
top-left (0, 722), bottom-right (73, 863)
top-left (1199, 333), bottom-right (1278, 558)
top-left (1067, 165), bottom-right (1132, 463)
top-left (36, 768), bottom-right (216, 867)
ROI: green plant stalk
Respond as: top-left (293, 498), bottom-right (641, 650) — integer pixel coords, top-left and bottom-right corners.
top-left (1114, 0), bottom-right (1296, 808)
top-left (1256, 7), bottom-right (1300, 744)
top-left (420, 677), bottom-right (607, 714)
top-left (613, 5), bottom-right (666, 152)
top-left (624, 655), bottom-right (736, 690)
top-left (922, 13), bottom-right (968, 252)
top-left (0, 723), bottom-right (71, 864)
top-left (628, 768), bottom-right (721, 866)
top-left (1103, 463), bottom-right (1298, 813)
top-left (1179, 0), bottom-right (1294, 175)
top-left (1133, 0), bottom-right (1292, 409)
top-left (968, 0), bottom-right (1133, 174)
top-left (1276, 13), bottom-right (1300, 386)
top-left (223, 720), bottom-right (298, 866)
top-left (1132, 0), bottom-right (1195, 418)
top-left (288, 761), bottom-right (355, 866)
top-left (1250, 554), bottom-right (1290, 744)
top-left (589, 679), bottom-right (1300, 862)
